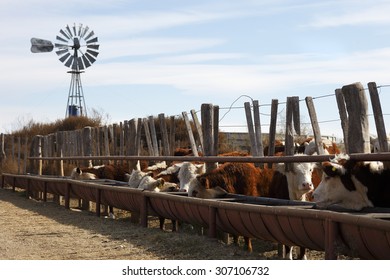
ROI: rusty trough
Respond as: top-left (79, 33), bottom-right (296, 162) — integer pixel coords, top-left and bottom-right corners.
top-left (2, 173), bottom-right (390, 259)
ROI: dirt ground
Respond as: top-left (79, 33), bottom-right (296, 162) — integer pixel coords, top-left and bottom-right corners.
top-left (0, 187), bottom-right (330, 260)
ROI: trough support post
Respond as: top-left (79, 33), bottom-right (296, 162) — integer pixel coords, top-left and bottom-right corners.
top-left (208, 206), bottom-right (217, 239)
top-left (140, 194), bottom-right (149, 228)
top-left (64, 182), bottom-right (71, 210)
top-left (325, 218), bottom-right (338, 260)
top-left (96, 189), bottom-right (101, 217)
top-left (43, 181), bottom-right (47, 202)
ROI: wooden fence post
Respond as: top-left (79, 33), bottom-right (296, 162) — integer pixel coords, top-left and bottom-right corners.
top-left (305, 97), bottom-right (325, 155)
top-left (182, 111), bottom-right (199, 156)
top-left (201, 103), bottom-right (217, 172)
top-left (55, 132), bottom-right (64, 176)
top-left (368, 82), bottom-right (388, 152)
top-left (190, 109), bottom-right (204, 151)
top-left (82, 127), bottom-right (93, 168)
top-left (341, 82), bottom-right (370, 153)
top-left (158, 113), bottom-right (170, 157)
top-left (148, 116), bottom-right (160, 157)
top-left (335, 89), bottom-right (349, 153)
top-left (244, 102), bottom-right (259, 157)
top-left (285, 97), bottom-right (295, 171)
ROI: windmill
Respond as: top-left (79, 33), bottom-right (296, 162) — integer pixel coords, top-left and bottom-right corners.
top-left (30, 23), bottom-right (99, 117)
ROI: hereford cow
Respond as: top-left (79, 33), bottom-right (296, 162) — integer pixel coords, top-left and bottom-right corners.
top-left (313, 154), bottom-right (390, 210)
top-left (70, 164), bottom-right (129, 182)
top-left (269, 155), bottom-right (316, 260)
top-left (187, 162), bottom-right (274, 253)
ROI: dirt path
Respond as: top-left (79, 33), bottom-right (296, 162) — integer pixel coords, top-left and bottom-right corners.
top-left (0, 187), bottom-right (286, 260)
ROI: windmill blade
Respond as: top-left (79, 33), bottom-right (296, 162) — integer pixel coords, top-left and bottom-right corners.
top-left (82, 54), bottom-right (91, 68)
top-left (81, 26), bottom-right (89, 38)
top-left (78, 23), bottom-right (83, 36)
top-left (64, 55), bottom-right (74, 68)
top-left (55, 49), bottom-right (69, 56)
top-left (55, 43), bottom-right (70, 49)
top-left (59, 29), bottom-right (71, 40)
top-left (84, 30), bottom-right (95, 41)
top-left (56, 35), bottom-right (68, 43)
top-left (59, 52), bottom-right (71, 63)
top-left (86, 37), bottom-right (98, 44)
top-left (30, 38), bottom-right (54, 53)
top-left (72, 24), bottom-right (77, 36)
top-left (84, 52), bottom-right (96, 64)
top-left (66, 25), bottom-right (73, 38)
top-left (87, 44), bottom-right (99, 50)
top-left (86, 49), bottom-right (99, 58)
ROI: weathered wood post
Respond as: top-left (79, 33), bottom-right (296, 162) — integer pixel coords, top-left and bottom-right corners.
top-left (182, 111), bottom-right (199, 156)
top-left (368, 82), bottom-right (388, 152)
top-left (201, 104), bottom-right (218, 172)
top-left (267, 99), bottom-right (279, 167)
top-left (244, 102), bottom-right (259, 156)
top-left (190, 109), bottom-right (204, 151)
top-left (335, 88), bottom-right (349, 153)
top-left (305, 97), bottom-right (325, 155)
top-left (158, 113), bottom-right (171, 157)
top-left (148, 116), bottom-right (160, 157)
top-left (56, 132), bottom-right (64, 176)
top-left (341, 82), bottom-right (370, 153)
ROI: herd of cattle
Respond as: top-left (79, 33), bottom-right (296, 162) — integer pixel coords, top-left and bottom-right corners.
top-left (69, 138), bottom-right (390, 258)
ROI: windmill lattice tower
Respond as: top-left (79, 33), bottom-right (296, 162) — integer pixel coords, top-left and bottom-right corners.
top-left (31, 23), bottom-right (99, 117)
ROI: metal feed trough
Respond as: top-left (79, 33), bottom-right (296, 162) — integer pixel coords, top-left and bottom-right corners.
top-left (2, 173), bottom-right (390, 259)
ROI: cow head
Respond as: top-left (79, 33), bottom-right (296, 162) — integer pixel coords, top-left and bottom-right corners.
top-left (313, 154), bottom-right (373, 210)
top-left (276, 156), bottom-right (316, 200)
top-left (187, 176), bottom-right (227, 198)
top-left (70, 167), bottom-right (97, 180)
top-left (178, 162), bottom-right (205, 192)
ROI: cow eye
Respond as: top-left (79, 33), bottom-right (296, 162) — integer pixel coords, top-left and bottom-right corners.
top-left (324, 176), bottom-right (331, 181)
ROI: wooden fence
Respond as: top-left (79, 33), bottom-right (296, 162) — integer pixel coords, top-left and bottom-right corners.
top-left (0, 81), bottom-right (388, 176)
top-left (1, 81), bottom-right (390, 260)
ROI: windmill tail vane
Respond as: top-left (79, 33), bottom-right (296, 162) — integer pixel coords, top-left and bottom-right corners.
top-left (30, 23), bottom-right (99, 118)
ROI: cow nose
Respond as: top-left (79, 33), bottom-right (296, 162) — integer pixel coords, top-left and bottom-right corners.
top-left (302, 182), bottom-right (313, 190)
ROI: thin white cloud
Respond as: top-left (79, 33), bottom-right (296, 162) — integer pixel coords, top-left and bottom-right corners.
top-left (306, 2), bottom-right (390, 28)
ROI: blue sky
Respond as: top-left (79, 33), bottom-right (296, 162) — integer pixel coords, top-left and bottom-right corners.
top-left (1, 0), bottom-right (390, 140)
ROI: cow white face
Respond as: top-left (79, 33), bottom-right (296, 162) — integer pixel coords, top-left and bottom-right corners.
top-left (178, 162), bottom-right (205, 192)
top-left (70, 167), bottom-right (97, 180)
top-left (277, 159), bottom-right (315, 200)
top-left (313, 161), bottom-right (373, 210)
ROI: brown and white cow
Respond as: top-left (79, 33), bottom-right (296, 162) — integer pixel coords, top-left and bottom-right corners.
top-left (187, 162), bottom-right (274, 252)
top-left (70, 164), bottom-right (129, 182)
top-left (313, 154), bottom-right (390, 210)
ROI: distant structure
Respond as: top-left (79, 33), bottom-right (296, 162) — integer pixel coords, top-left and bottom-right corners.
top-left (30, 23), bottom-right (99, 117)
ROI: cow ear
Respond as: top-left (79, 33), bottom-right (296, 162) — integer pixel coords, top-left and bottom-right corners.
top-left (322, 162), bottom-right (340, 177)
top-left (76, 167), bottom-right (81, 174)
